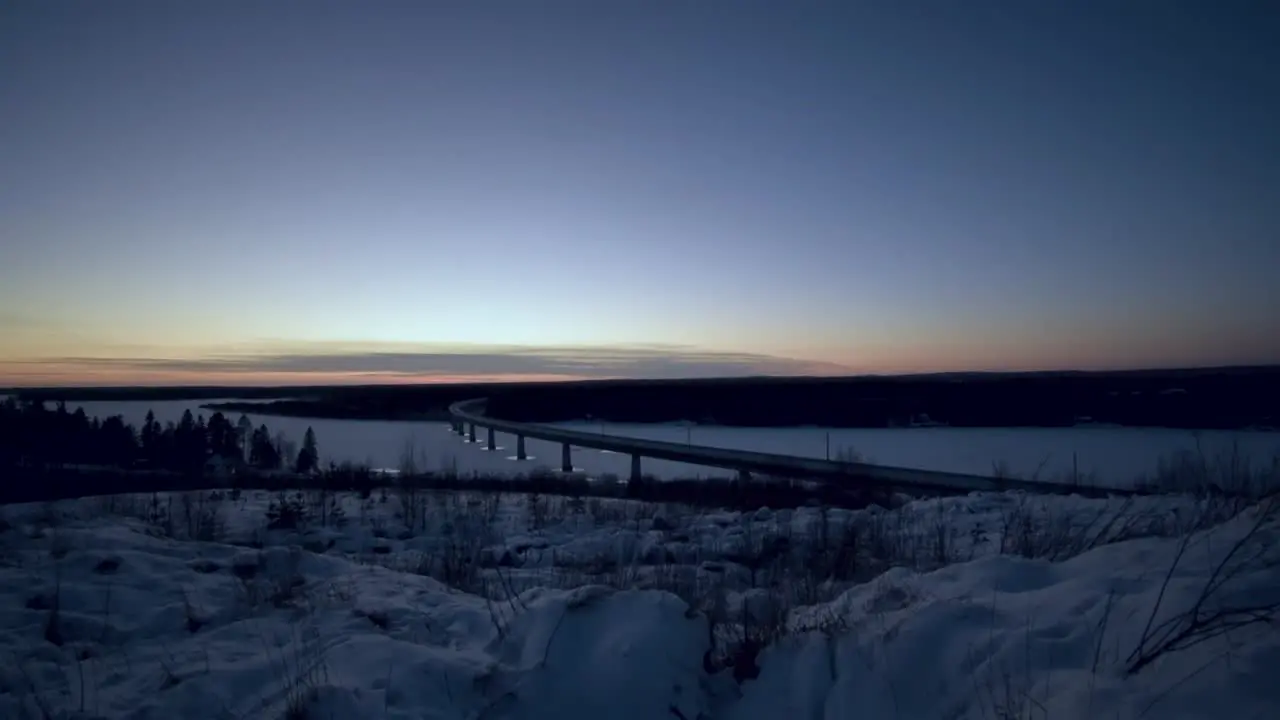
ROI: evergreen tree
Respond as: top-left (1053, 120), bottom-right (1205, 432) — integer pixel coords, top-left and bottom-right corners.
top-left (69, 407), bottom-right (91, 463)
top-left (99, 416), bottom-right (137, 467)
top-left (193, 414), bottom-right (209, 460)
top-left (170, 409), bottom-right (206, 470)
top-left (249, 424), bottom-right (281, 469)
top-left (160, 421), bottom-right (178, 468)
top-left (141, 410), bottom-right (160, 464)
top-left (206, 412), bottom-right (238, 458)
top-left (296, 426), bottom-right (319, 474)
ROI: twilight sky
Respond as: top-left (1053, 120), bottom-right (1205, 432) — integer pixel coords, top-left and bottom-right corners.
top-left (2, 1), bottom-right (1278, 386)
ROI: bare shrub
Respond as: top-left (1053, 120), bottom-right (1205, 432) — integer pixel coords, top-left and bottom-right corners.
top-left (145, 493), bottom-right (174, 537)
top-left (996, 492), bottom-right (1249, 563)
top-left (925, 501), bottom-right (961, 568)
top-left (482, 492), bottom-right (501, 527)
top-left (410, 506), bottom-right (490, 594)
top-left (1127, 497), bottom-right (1280, 675)
top-left (862, 506), bottom-right (915, 570)
top-left (788, 516), bottom-right (861, 606)
top-left (42, 557), bottom-right (65, 647)
top-left (395, 436), bottom-right (432, 533)
top-left (234, 549), bottom-right (307, 612)
top-left (527, 492), bottom-right (547, 531)
top-left (177, 491), bottom-right (225, 541)
top-left (482, 566), bottom-right (528, 640)
top-left (1139, 443), bottom-right (1280, 499)
top-left (700, 584), bottom-right (846, 685)
top-left (642, 562), bottom-right (701, 605)
top-left (998, 496), bottom-right (1108, 561)
top-left (6, 653), bottom-right (59, 720)
top-left (970, 627), bottom-right (1051, 720)
top-left (257, 618), bottom-right (329, 720)
top-left (266, 492), bottom-right (307, 531)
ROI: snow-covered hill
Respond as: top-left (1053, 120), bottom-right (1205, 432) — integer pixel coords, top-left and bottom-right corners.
top-left (1, 485), bottom-right (1276, 719)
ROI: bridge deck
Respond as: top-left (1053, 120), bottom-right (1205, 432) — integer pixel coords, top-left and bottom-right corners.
top-left (448, 399), bottom-right (1133, 497)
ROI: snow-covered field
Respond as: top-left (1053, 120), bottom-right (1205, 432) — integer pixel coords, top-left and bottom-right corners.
top-left (2, 480), bottom-right (1277, 719)
top-left (65, 399), bottom-right (1280, 486)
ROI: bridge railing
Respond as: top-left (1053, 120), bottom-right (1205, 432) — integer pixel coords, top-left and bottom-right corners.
top-left (447, 398), bottom-right (1134, 497)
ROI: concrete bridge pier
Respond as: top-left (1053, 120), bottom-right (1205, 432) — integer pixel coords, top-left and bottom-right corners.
top-left (630, 453), bottom-right (643, 482)
top-left (516, 435), bottom-right (527, 460)
top-left (486, 427), bottom-right (496, 451)
top-left (737, 469), bottom-right (752, 483)
top-left (561, 443), bottom-right (573, 473)
top-left (468, 424), bottom-right (477, 443)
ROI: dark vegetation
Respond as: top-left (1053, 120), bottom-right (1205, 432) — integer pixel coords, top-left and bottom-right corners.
top-left (0, 397), bottom-right (318, 479)
top-left (203, 399), bottom-right (452, 421)
top-left (0, 462), bottom-right (896, 512)
top-left (13, 365), bottom-right (1280, 429)
top-left (483, 367), bottom-right (1280, 429)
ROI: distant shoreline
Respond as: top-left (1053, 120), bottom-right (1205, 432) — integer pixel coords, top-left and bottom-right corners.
top-left (199, 400), bottom-right (450, 423)
top-left (10, 366), bottom-right (1280, 431)
top-left (196, 401), bottom-right (1280, 433)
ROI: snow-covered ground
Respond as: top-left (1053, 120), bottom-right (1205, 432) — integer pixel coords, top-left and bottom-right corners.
top-left (2, 481), bottom-right (1277, 719)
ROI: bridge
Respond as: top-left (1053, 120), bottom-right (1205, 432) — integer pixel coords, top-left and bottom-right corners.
top-left (447, 398), bottom-right (1132, 497)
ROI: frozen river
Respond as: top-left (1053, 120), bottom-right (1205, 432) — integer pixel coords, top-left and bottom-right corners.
top-left (52, 399), bottom-right (1280, 487)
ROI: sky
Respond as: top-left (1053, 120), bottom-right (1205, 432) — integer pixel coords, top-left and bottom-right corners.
top-left (2, 1), bottom-right (1278, 386)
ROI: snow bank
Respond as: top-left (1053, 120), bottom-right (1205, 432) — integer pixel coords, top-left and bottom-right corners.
top-left (734, 504), bottom-right (1280, 720)
top-left (2, 490), bottom-right (1277, 719)
top-left (0, 512), bottom-right (711, 719)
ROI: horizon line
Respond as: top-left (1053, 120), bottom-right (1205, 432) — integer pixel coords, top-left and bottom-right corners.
top-left (5, 362), bottom-right (1278, 393)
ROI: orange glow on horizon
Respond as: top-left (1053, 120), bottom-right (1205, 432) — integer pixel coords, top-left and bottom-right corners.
top-left (0, 349), bottom-right (1261, 388)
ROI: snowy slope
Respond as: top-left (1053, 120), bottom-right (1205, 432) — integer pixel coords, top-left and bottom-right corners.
top-left (1, 487), bottom-right (1276, 719)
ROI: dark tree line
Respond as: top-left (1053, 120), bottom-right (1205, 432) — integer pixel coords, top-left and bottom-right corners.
top-left (0, 398), bottom-right (321, 475)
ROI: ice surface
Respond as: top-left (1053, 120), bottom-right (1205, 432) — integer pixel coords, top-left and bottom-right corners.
top-left (64, 399), bottom-right (1280, 486)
